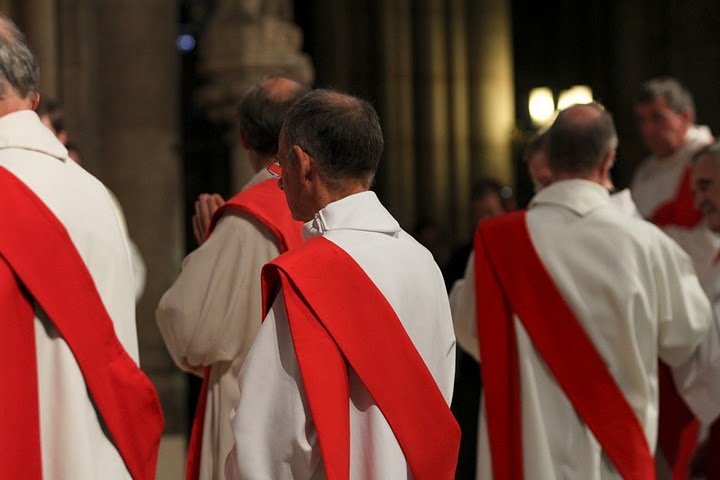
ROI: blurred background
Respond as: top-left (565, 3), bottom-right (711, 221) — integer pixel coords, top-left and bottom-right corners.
top-left (4, 0), bottom-right (720, 477)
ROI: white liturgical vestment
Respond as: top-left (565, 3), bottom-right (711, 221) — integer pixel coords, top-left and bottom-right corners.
top-left (631, 125), bottom-right (713, 219)
top-left (226, 191), bottom-right (456, 480)
top-left (451, 179), bottom-right (720, 480)
top-left (157, 169), bottom-right (279, 480)
top-left (0, 110), bottom-right (138, 479)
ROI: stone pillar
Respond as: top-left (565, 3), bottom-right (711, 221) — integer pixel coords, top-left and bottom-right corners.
top-left (446, 0), bottom-right (472, 241)
top-left (412, 0), bottom-right (451, 230)
top-left (0, 0), bottom-right (17, 17)
top-left (196, 0), bottom-right (313, 191)
top-left (378, 0), bottom-right (416, 228)
top-left (96, 0), bottom-right (185, 433)
top-left (467, 0), bottom-right (515, 185)
top-left (21, 0), bottom-right (60, 97)
top-left (57, 0), bottom-right (101, 175)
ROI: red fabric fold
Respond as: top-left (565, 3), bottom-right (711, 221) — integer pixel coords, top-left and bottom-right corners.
top-left (261, 236), bottom-right (460, 480)
top-left (0, 257), bottom-right (41, 480)
top-left (650, 167), bottom-right (704, 480)
top-left (186, 177), bottom-right (304, 480)
top-left (474, 211), bottom-right (655, 480)
top-left (0, 166), bottom-right (163, 480)
top-left (651, 165), bottom-right (702, 228)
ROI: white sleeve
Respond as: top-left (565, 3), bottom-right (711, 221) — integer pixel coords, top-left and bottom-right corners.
top-left (449, 251), bottom-right (480, 362)
top-left (655, 235), bottom-right (720, 423)
top-left (155, 213), bottom-right (279, 372)
top-left (225, 292), bottom-right (321, 480)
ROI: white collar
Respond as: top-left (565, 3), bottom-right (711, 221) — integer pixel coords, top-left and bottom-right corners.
top-left (0, 110), bottom-right (67, 160)
top-left (529, 179), bottom-right (610, 217)
top-left (303, 191), bottom-right (401, 239)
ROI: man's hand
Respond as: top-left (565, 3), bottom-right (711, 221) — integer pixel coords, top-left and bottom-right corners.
top-left (192, 193), bottom-right (225, 246)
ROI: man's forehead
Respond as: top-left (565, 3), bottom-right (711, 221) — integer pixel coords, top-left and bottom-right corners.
top-left (693, 156), bottom-right (720, 178)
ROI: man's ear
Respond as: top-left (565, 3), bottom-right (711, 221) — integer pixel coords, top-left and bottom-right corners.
top-left (239, 132), bottom-right (251, 150)
top-left (292, 144), bottom-right (313, 183)
top-left (599, 149), bottom-right (616, 189)
top-left (30, 92), bottom-right (40, 110)
top-left (680, 107), bottom-right (694, 126)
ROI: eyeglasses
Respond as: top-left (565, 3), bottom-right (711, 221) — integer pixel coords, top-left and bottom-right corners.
top-left (267, 162), bottom-right (282, 178)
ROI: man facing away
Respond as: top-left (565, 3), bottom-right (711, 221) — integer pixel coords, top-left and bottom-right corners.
top-left (226, 89), bottom-right (460, 479)
top-left (451, 103), bottom-right (720, 479)
top-left (156, 76), bottom-right (308, 480)
top-left (631, 76), bottom-right (713, 226)
top-left (0, 16), bottom-right (162, 480)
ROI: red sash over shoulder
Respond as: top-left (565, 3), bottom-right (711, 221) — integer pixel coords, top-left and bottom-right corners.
top-left (0, 167), bottom-right (163, 480)
top-left (651, 169), bottom-right (707, 480)
top-left (651, 165), bottom-right (702, 228)
top-left (207, 177), bottom-right (304, 250)
top-left (474, 211), bottom-right (655, 480)
top-left (261, 236), bottom-right (460, 480)
top-left (186, 177), bottom-right (304, 480)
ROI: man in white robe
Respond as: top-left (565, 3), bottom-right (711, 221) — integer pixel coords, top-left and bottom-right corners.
top-left (451, 104), bottom-right (720, 479)
top-left (226, 89), bottom-right (458, 479)
top-left (0, 17), bottom-right (160, 479)
top-left (631, 76), bottom-right (713, 222)
top-left (156, 76), bottom-right (309, 480)
top-left (664, 141), bottom-right (720, 477)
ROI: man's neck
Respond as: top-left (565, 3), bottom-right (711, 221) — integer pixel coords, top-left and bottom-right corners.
top-left (309, 183), bottom-right (369, 219)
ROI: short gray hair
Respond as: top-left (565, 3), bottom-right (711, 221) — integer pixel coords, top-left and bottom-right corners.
top-left (0, 15), bottom-right (38, 99)
top-left (548, 103), bottom-right (618, 175)
top-left (691, 140), bottom-right (720, 166)
top-left (636, 77), bottom-right (694, 116)
top-left (282, 89), bottom-right (383, 188)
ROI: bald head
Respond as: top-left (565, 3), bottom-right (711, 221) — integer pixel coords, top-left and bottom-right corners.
top-left (237, 75), bottom-right (310, 157)
top-left (548, 103), bottom-right (618, 176)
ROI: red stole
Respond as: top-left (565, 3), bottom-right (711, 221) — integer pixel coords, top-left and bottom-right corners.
top-left (0, 166), bottom-right (163, 479)
top-left (186, 177), bottom-right (304, 480)
top-left (650, 165), bottom-right (702, 228)
top-left (260, 236), bottom-right (460, 479)
top-left (474, 211), bottom-right (655, 479)
top-left (650, 168), bottom-right (705, 479)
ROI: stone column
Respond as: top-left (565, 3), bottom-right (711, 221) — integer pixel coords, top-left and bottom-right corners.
top-left (467, 0), bottom-right (515, 185)
top-left (57, 0), bottom-right (101, 175)
top-left (196, 0), bottom-right (313, 191)
top-left (446, 0), bottom-right (472, 241)
top-left (96, 0), bottom-right (185, 433)
top-left (21, 0), bottom-right (60, 97)
top-left (378, 0), bottom-right (416, 228)
top-left (0, 0), bottom-right (17, 17)
top-left (412, 0), bottom-right (451, 231)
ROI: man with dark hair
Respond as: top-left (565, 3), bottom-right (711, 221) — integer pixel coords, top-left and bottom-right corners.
top-left (157, 75), bottom-right (309, 480)
top-left (451, 103), bottom-right (720, 479)
top-left (226, 89), bottom-right (460, 479)
top-left (0, 14), bottom-right (162, 480)
top-left (632, 76), bottom-right (713, 225)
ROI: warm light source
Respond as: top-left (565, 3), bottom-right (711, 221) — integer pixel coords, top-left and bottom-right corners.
top-left (528, 87), bottom-right (555, 127)
top-left (557, 85), bottom-right (593, 111)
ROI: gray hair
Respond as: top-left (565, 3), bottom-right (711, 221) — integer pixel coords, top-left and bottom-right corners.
top-left (548, 103), bottom-right (618, 175)
top-left (691, 141), bottom-right (720, 166)
top-left (636, 76), bottom-right (695, 116)
top-left (0, 15), bottom-right (38, 99)
top-left (282, 89), bottom-right (383, 188)
top-left (237, 75), bottom-right (309, 156)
